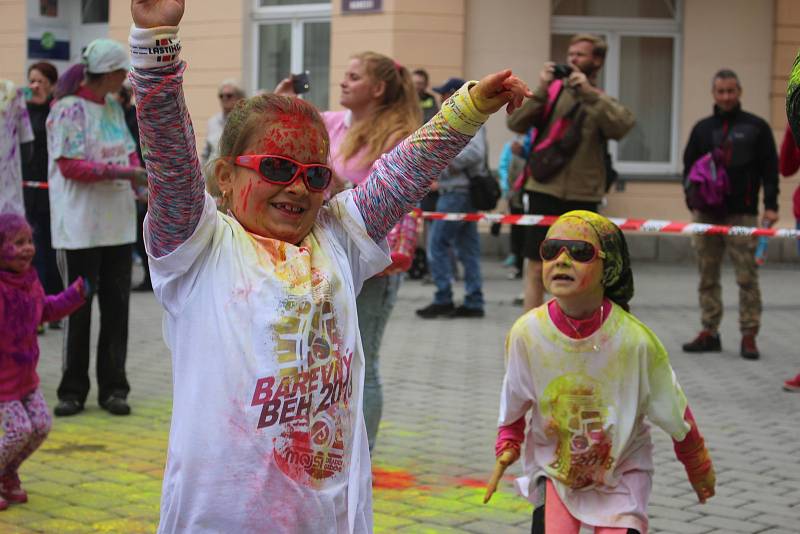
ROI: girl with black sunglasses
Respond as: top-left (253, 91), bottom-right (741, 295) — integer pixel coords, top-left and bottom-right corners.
top-left (484, 210), bottom-right (716, 534)
top-left (128, 1), bottom-right (531, 532)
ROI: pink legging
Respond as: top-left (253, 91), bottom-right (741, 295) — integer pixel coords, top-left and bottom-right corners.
top-left (542, 479), bottom-right (635, 534)
top-left (0, 389), bottom-right (51, 476)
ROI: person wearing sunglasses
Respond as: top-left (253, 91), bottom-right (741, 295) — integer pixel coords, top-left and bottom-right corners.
top-left (200, 78), bottom-right (245, 191)
top-left (484, 210), bottom-right (715, 534)
top-left (129, 1), bottom-right (531, 531)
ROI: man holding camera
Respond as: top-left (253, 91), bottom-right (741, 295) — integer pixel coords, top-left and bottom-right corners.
top-left (508, 34), bottom-right (635, 311)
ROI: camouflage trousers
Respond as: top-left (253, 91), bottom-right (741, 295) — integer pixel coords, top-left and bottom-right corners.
top-left (691, 212), bottom-right (761, 334)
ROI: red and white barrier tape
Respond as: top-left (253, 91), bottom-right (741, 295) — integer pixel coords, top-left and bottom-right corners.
top-left (421, 211), bottom-right (800, 239)
top-left (22, 181), bottom-right (48, 190)
top-left (22, 180), bottom-right (796, 239)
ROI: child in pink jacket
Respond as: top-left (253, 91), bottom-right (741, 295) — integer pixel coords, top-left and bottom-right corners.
top-left (0, 213), bottom-right (85, 509)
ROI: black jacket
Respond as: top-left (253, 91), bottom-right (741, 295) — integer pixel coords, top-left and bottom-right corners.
top-left (683, 104), bottom-right (778, 215)
top-left (22, 98), bottom-right (52, 217)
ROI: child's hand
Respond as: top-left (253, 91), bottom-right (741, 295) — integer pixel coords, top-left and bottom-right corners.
top-left (74, 277), bottom-right (91, 299)
top-left (483, 448), bottom-right (519, 504)
top-left (469, 70), bottom-right (533, 115)
top-left (691, 466), bottom-right (716, 504)
top-left (131, 0), bottom-right (184, 29)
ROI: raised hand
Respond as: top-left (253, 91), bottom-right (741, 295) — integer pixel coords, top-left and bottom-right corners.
top-left (274, 77), bottom-right (297, 98)
top-left (539, 61), bottom-right (555, 91)
top-left (483, 448), bottom-right (519, 504)
top-left (469, 70), bottom-right (533, 115)
top-left (131, 0), bottom-right (184, 29)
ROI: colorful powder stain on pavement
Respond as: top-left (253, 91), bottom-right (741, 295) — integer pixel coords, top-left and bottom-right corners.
top-left (1, 401), bottom-right (530, 533)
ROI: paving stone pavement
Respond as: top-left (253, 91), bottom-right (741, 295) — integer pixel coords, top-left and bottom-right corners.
top-left (5, 257), bottom-right (800, 533)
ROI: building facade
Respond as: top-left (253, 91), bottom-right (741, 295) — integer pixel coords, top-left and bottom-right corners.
top-left (3, 0), bottom-right (797, 223)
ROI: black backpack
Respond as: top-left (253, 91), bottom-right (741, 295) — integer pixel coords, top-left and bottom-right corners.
top-left (466, 135), bottom-right (501, 211)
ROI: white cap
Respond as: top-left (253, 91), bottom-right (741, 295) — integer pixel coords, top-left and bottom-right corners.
top-left (83, 39), bottom-right (130, 74)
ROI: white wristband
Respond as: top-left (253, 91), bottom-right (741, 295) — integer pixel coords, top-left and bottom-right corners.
top-left (129, 25), bottom-right (181, 69)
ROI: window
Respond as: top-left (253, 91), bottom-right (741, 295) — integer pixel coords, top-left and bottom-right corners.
top-left (81, 0), bottom-right (108, 24)
top-left (552, 0), bottom-right (682, 176)
top-left (253, 3), bottom-right (331, 110)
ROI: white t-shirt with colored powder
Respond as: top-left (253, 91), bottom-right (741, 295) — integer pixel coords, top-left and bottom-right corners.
top-left (47, 94), bottom-right (137, 249)
top-left (0, 86), bottom-right (34, 215)
top-left (148, 190), bottom-right (390, 534)
top-left (499, 302), bottom-right (690, 533)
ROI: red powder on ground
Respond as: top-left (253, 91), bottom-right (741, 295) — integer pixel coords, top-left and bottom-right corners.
top-left (372, 467), bottom-right (416, 490)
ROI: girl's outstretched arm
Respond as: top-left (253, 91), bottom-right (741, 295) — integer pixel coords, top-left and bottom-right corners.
top-left (128, 1), bottom-right (201, 258)
top-left (353, 71), bottom-right (531, 241)
top-left (42, 278), bottom-right (86, 324)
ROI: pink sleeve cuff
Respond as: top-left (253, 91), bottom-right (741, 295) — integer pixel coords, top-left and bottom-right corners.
top-left (58, 157), bottom-right (120, 183)
top-left (495, 416), bottom-right (525, 457)
top-left (673, 406), bottom-right (713, 482)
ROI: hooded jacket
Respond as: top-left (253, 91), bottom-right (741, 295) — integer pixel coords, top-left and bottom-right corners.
top-left (683, 104), bottom-right (778, 216)
top-left (0, 268), bottom-right (84, 401)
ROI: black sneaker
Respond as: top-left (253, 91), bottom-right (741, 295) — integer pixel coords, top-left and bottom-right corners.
top-left (416, 302), bottom-right (454, 319)
top-left (449, 305), bottom-right (485, 318)
top-left (682, 331), bottom-right (721, 353)
top-left (101, 396), bottom-right (131, 416)
top-left (54, 399), bottom-right (84, 417)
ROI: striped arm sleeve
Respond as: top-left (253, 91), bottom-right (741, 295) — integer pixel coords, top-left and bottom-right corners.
top-left (129, 60), bottom-right (205, 258)
top-left (353, 82), bottom-right (489, 241)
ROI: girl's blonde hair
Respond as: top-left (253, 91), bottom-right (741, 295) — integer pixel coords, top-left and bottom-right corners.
top-left (208, 94), bottom-right (330, 209)
top-left (339, 52), bottom-right (422, 166)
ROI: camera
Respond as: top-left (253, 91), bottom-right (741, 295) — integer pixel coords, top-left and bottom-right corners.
top-left (292, 71), bottom-right (311, 94)
top-left (552, 64), bottom-right (573, 79)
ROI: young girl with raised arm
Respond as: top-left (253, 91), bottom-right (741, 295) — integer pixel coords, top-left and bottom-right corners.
top-left (0, 213), bottom-right (85, 510)
top-left (484, 211), bottom-right (715, 533)
top-left (128, 1), bottom-right (530, 532)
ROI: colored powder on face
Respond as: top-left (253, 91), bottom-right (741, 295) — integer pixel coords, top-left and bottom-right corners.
top-left (0, 213), bottom-right (31, 267)
top-left (240, 180), bottom-right (254, 213)
top-left (257, 117), bottom-right (328, 163)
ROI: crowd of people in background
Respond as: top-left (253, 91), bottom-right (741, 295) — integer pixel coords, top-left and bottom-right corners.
top-left (0, 14), bottom-right (797, 530)
top-left (0, 31), bottom-right (795, 431)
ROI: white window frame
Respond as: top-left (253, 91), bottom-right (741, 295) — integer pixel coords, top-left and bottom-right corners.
top-left (552, 1), bottom-right (683, 176)
top-left (250, 1), bottom-right (332, 98)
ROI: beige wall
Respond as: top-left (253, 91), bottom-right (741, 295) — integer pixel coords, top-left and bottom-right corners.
top-left (109, 0), bottom-right (245, 146)
top-left (463, 0), bottom-right (550, 165)
top-left (609, 0), bottom-right (781, 224)
top-left (329, 0), bottom-right (465, 111)
top-left (772, 0), bottom-right (799, 129)
top-left (1, 0), bottom-right (27, 85)
top-left (681, 0), bottom-right (773, 145)
top-left (772, 0), bottom-right (800, 222)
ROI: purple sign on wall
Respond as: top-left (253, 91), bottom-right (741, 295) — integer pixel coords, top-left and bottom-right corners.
top-left (342, 0), bottom-right (383, 15)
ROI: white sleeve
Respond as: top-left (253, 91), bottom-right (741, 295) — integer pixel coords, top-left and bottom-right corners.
top-left (643, 329), bottom-right (691, 441)
top-left (144, 192), bottom-right (219, 314)
top-left (498, 324), bottom-right (536, 426)
top-left (17, 92), bottom-right (34, 144)
top-left (320, 189), bottom-right (392, 294)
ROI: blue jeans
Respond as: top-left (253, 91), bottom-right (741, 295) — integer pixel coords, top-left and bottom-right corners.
top-left (796, 220), bottom-right (800, 256)
top-left (428, 192), bottom-right (484, 309)
top-left (356, 274), bottom-right (401, 452)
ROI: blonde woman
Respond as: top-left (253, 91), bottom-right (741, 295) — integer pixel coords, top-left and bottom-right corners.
top-left (278, 52), bottom-right (422, 451)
